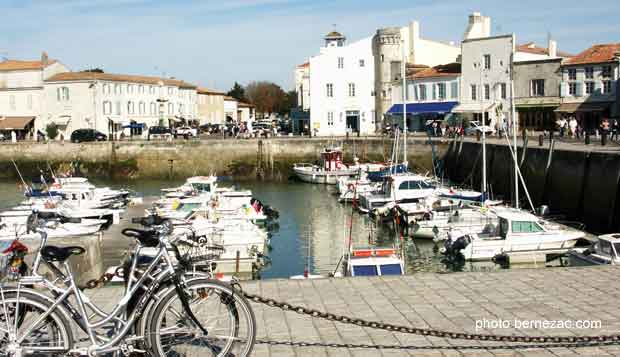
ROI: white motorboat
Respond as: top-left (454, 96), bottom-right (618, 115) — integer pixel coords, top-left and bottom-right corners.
top-left (161, 176), bottom-right (218, 198)
top-left (443, 208), bottom-right (586, 261)
top-left (293, 147), bottom-right (359, 185)
top-left (568, 234), bottom-right (620, 266)
top-left (337, 175), bottom-right (381, 202)
top-left (358, 173), bottom-right (436, 213)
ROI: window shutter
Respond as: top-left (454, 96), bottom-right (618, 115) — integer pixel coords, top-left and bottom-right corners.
top-left (559, 82), bottom-right (566, 97)
top-left (414, 85), bottom-right (418, 101)
top-left (594, 81), bottom-right (602, 94)
top-left (575, 82), bottom-right (582, 97)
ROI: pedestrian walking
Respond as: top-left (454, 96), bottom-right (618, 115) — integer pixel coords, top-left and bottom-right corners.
top-left (557, 117), bottom-right (567, 137)
top-left (612, 119), bottom-right (619, 141)
top-left (569, 117), bottom-right (577, 139)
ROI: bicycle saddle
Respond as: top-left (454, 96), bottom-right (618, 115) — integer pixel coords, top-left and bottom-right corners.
top-left (41, 245), bottom-right (86, 262)
top-left (121, 228), bottom-right (160, 247)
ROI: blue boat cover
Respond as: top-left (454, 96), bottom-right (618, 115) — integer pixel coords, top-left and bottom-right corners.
top-left (366, 164), bottom-right (408, 182)
top-left (387, 101), bottom-right (458, 114)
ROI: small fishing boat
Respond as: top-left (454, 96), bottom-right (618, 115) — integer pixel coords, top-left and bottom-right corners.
top-left (568, 234), bottom-right (620, 266)
top-left (357, 173), bottom-right (436, 213)
top-left (293, 147), bottom-right (359, 185)
top-left (344, 246), bottom-right (404, 276)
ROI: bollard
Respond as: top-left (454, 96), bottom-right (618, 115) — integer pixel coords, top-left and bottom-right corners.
top-left (476, 130), bottom-right (481, 141)
top-left (235, 250), bottom-right (240, 274)
top-left (549, 130), bottom-right (554, 143)
top-left (539, 134), bottom-right (544, 147)
top-left (585, 132), bottom-right (590, 145)
top-left (602, 132), bottom-right (607, 146)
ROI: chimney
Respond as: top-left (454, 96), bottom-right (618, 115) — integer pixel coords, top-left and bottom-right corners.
top-left (548, 39), bottom-right (557, 58)
top-left (463, 12), bottom-right (491, 40)
top-left (41, 51), bottom-right (49, 66)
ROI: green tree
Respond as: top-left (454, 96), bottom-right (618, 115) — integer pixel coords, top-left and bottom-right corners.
top-left (227, 82), bottom-right (246, 101)
top-left (45, 123), bottom-right (59, 140)
top-left (83, 68), bottom-right (104, 73)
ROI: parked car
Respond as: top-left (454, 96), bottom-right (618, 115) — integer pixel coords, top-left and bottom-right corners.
top-left (174, 126), bottom-right (198, 138)
top-left (148, 126), bottom-right (172, 140)
top-left (465, 120), bottom-right (495, 135)
top-left (70, 129), bottom-right (107, 143)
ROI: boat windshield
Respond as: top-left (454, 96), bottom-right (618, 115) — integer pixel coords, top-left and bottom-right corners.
top-left (599, 239), bottom-right (613, 256)
top-left (191, 183), bottom-right (211, 192)
top-left (379, 264), bottom-right (402, 275)
top-left (499, 218), bottom-right (509, 239)
top-left (614, 243), bottom-right (620, 258)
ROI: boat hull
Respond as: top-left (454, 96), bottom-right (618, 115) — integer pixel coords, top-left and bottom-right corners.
top-left (293, 167), bottom-right (357, 185)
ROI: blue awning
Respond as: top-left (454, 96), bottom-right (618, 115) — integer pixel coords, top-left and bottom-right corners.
top-left (387, 101), bottom-right (458, 115)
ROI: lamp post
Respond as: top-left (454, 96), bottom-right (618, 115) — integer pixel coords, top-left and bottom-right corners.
top-left (401, 38), bottom-right (408, 167)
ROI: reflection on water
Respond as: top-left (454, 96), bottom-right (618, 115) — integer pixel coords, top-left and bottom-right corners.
top-left (0, 178), bottom-right (570, 280)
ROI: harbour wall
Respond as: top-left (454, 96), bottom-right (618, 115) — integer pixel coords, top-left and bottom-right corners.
top-left (443, 138), bottom-right (620, 234)
top-left (0, 138), bottom-right (447, 182)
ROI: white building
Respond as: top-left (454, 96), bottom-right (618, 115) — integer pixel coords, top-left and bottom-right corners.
top-left (309, 31), bottom-right (376, 136)
top-left (295, 62), bottom-right (310, 111)
top-left (389, 62), bottom-right (461, 131)
top-left (224, 96), bottom-right (238, 122)
top-left (238, 102), bottom-right (255, 123)
top-left (0, 52), bottom-right (69, 138)
top-left (41, 71), bottom-right (197, 139)
top-left (373, 21), bottom-right (461, 125)
top-left (454, 12), bottom-right (563, 132)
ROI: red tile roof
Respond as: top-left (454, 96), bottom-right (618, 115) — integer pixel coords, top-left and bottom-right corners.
top-left (238, 102), bottom-right (254, 108)
top-left (0, 59), bottom-right (57, 71)
top-left (45, 71), bottom-right (197, 89)
top-left (564, 43), bottom-right (620, 65)
top-left (410, 62), bottom-right (461, 79)
top-left (516, 42), bottom-right (573, 58)
top-left (197, 87), bottom-right (225, 95)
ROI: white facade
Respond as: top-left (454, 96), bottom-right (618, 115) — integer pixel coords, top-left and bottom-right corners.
top-left (224, 97), bottom-right (238, 122)
top-left (295, 63), bottom-right (310, 111)
top-left (41, 73), bottom-right (197, 139)
top-left (309, 35), bottom-right (376, 136)
top-left (455, 34), bottom-right (515, 130)
top-left (0, 55), bottom-right (69, 124)
top-left (238, 104), bottom-right (255, 123)
top-left (373, 21), bottom-right (461, 122)
top-left (392, 71), bottom-right (460, 105)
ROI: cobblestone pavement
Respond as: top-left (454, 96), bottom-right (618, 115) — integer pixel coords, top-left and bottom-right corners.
top-left (90, 265), bottom-right (620, 356)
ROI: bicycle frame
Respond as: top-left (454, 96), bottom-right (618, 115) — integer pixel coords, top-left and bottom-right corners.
top-left (11, 229), bottom-right (182, 355)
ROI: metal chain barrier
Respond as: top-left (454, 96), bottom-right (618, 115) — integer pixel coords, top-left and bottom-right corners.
top-left (239, 289), bottom-right (620, 346)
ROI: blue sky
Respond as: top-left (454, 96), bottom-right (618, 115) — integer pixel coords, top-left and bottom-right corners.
top-left (1, 0), bottom-right (618, 91)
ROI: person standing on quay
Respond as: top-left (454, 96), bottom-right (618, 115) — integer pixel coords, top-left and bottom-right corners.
top-left (612, 119), bottom-right (619, 141)
top-left (569, 117), bottom-right (577, 139)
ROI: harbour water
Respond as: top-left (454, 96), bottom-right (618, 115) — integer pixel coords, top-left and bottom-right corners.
top-left (0, 178), bottom-right (568, 279)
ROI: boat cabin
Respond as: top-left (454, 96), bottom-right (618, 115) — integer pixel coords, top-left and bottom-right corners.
top-left (321, 148), bottom-right (344, 172)
top-left (358, 174), bottom-right (435, 212)
top-left (347, 247), bottom-right (404, 276)
top-left (186, 176), bottom-right (217, 193)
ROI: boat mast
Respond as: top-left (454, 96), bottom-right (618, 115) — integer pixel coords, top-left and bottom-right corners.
top-left (401, 39), bottom-right (408, 168)
top-left (510, 46), bottom-right (519, 209)
top-left (480, 61), bottom-right (487, 201)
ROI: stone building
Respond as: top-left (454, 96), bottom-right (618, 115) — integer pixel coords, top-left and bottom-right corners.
top-left (197, 87), bottom-right (225, 125)
top-left (372, 21), bottom-right (460, 131)
top-left (0, 52), bottom-right (69, 138)
top-left (557, 43), bottom-right (620, 131)
top-left (42, 72), bottom-right (197, 139)
top-left (513, 41), bottom-right (572, 131)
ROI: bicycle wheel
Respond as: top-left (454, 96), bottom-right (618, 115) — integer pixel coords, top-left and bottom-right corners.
top-left (0, 289), bottom-right (74, 356)
top-left (147, 278), bottom-right (256, 357)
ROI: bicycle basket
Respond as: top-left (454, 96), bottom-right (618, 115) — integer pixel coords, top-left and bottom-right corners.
top-left (175, 234), bottom-right (225, 267)
top-left (0, 240), bottom-right (29, 282)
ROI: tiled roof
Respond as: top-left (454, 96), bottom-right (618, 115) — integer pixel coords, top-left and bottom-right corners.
top-left (410, 62), bottom-right (461, 79)
top-left (224, 96), bottom-right (237, 101)
top-left (297, 62), bottom-right (310, 68)
top-left (45, 71), bottom-right (197, 89)
top-left (197, 87), bottom-right (225, 95)
top-left (564, 43), bottom-right (620, 65)
top-left (238, 102), bottom-right (254, 108)
top-left (0, 59), bottom-right (57, 71)
top-left (516, 42), bottom-right (573, 58)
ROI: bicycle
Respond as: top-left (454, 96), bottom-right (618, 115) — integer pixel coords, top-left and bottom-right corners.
top-left (0, 212), bottom-right (256, 356)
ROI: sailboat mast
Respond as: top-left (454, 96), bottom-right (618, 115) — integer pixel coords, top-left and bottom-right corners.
top-left (480, 62), bottom-right (487, 201)
top-left (401, 39), bottom-right (408, 167)
top-left (510, 48), bottom-right (519, 209)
